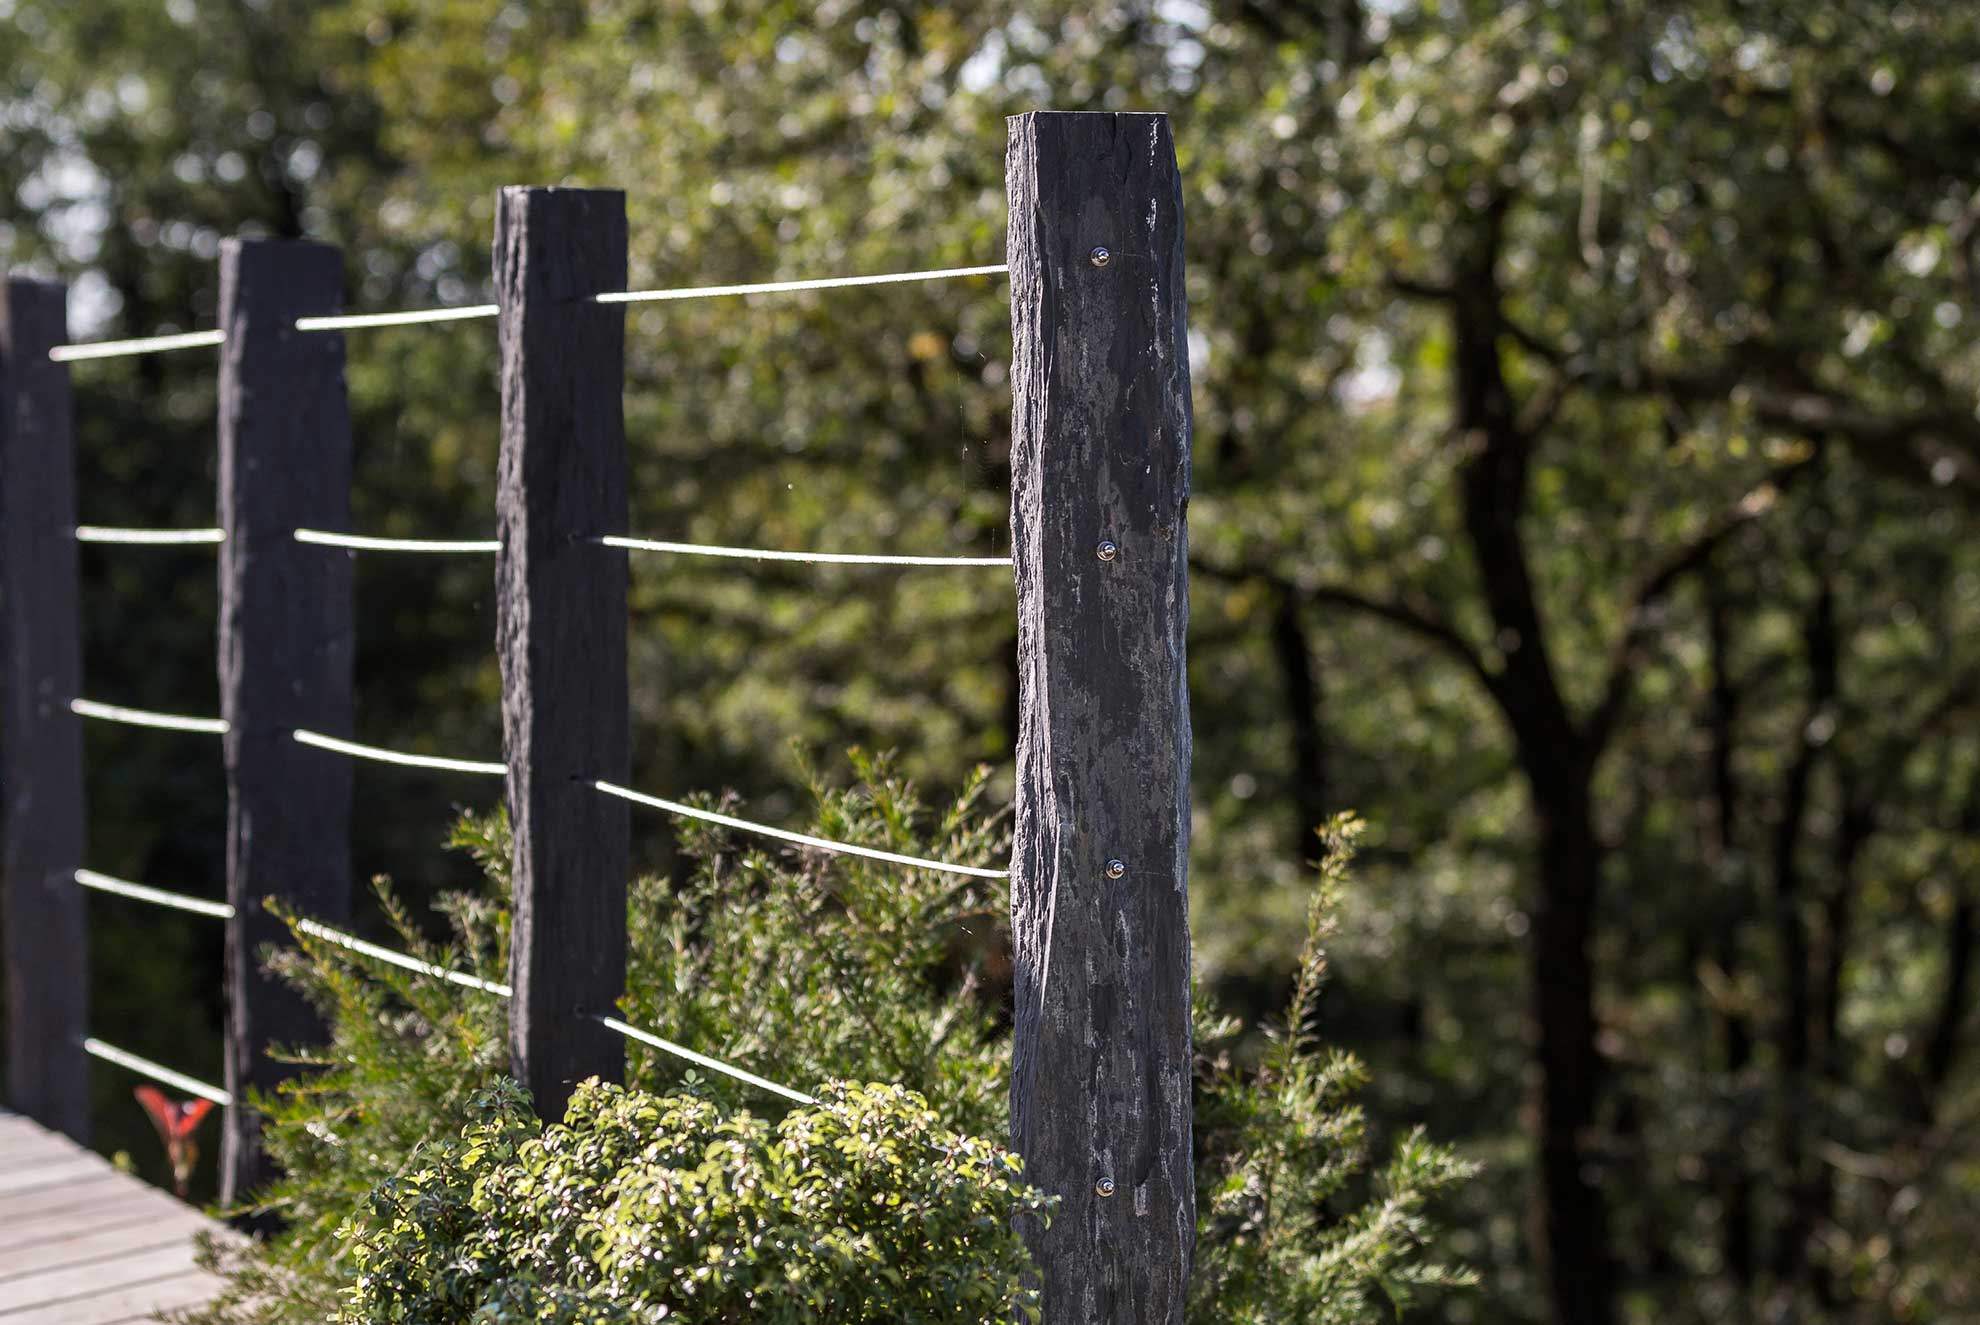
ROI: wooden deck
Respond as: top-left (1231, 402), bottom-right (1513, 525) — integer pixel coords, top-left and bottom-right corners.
top-left (0, 1111), bottom-right (227, 1324)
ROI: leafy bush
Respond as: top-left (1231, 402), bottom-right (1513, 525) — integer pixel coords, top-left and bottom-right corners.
top-left (342, 1078), bottom-right (1047, 1323)
top-left (181, 768), bottom-right (1471, 1324)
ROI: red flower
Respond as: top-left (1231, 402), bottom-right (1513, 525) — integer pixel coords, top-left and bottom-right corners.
top-left (135, 1086), bottom-right (216, 1198)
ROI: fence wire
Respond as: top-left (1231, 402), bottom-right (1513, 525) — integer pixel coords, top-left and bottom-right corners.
top-left (74, 869), bottom-right (234, 919)
top-left (76, 526), bottom-right (225, 545)
top-left (81, 1037), bottom-right (231, 1106)
top-left (292, 918), bottom-right (810, 1105)
top-left (592, 780), bottom-right (1008, 880)
top-left (70, 698), bottom-right (228, 734)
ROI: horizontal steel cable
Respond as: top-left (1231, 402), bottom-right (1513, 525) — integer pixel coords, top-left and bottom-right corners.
top-left (81, 1037), bottom-right (231, 1105)
top-left (74, 869), bottom-right (234, 919)
top-left (595, 1015), bottom-right (816, 1106)
top-left (295, 529), bottom-right (501, 554)
top-left (592, 780), bottom-right (1008, 879)
top-left (76, 526), bottom-right (225, 545)
top-left (48, 329), bottom-right (226, 363)
top-left (600, 535), bottom-right (1010, 568)
top-left (70, 698), bottom-right (228, 734)
top-left (594, 263), bottom-right (1008, 306)
top-left (294, 304), bottom-right (499, 332)
top-left (292, 729), bottom-right (507, 776)
top-left (295, 918), bottom-right (511, 996)
top-left (292, 919), bottom-right (808, 1104)
top-left (288, 263), bottom-right (1004, 331)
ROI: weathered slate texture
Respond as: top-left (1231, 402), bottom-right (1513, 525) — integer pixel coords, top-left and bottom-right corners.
top-left (216, 239), bottom-right (354, 1206)
top-left (1005, 111), bottom-right (1196, 1322)
top-left (494, 186), bottom-right (630, 1123)
top-left (0, 278), bottom-right (89, 1145)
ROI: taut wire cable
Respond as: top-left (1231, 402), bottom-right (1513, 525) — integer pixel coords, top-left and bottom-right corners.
top-left (81, 1038), bottom-right (231, 1106)
top-left (74, 869), bottom-right (234, 919)
top-left (48, 330), bottom-right (226, 363)
top-left (292, 729), bottom-right (507, 777)
top-left (295, 529), bottom-right (501, 554)
top-left (291, 918), bottom-right (809, 1105)
top-left (76, 526), bottom-right (225, 546)
top-left (593, 263), bottom-right (1008, 306)
top-left (286, 263), bottom-right (1005, 331)
top-left (294, 304), bottom-right (499, 332)
top-left (595, 1015), bottom-right (817, 1106)
top-left (295, 919), bottom-right (511, 996)
top-left (70, 698), bottom-right (228, 735)
top-left (600, 535), bottom-right (1009, 568)
top-left (591, 780), bottom-right (1009, 880)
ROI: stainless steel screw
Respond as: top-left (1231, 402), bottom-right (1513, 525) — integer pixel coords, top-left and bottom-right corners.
top-left (1095, 1178), bottom-right (1117, 1198)
top-left (1105, 858), bottom-right (1126, 879)
top-left (1095, 540), bottom-right (1119, 562)
top-left (1089, 246), bottom-right (1112, 268)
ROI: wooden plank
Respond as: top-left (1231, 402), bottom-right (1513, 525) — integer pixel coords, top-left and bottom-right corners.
top-left (0, 1192), bottom-right (202, 1254)
top-left (0, 1174), bottom-right (129, 1221)
top-left (215, 238), bottom-right (355, 1206)
top-left (0, 1242), bottom-right (206, 1312)
top-left (494, 186), bottom-right (630, 1122)
top-left (0, 1158), bottom-right (103, 1196)
top-left (4, 1268), bottom-right (223, 1325)
top-left (1005, 110), bottom-right (1197, 1323)
top-left (0, 277), bottom-right (90, 1145)
top-left (0, 1217), bottom-right (211, 1281)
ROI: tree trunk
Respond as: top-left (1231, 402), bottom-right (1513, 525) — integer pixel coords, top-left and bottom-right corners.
top-left (1272, 585), bottom-right (1329, 859)
top-left (1526, 760), bottom-right (1612, 1325)
top-left (1445, 195), bottom-right (1615, 1325)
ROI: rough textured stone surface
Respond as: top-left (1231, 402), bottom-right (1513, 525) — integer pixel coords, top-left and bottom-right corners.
top-left (495, 186), bottom-right (629, 1123)
top-left (1006, 111), bottom-right (1196, 1322)
top-left (217, 238), bottom-right (354, 1207)
top-left (0, 278), bottom-right (90, 1144)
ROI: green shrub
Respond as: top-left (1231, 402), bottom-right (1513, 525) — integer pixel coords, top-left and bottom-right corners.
top-left (341, 1077), bottom-right (1048, 1324)
top-left (1190, 816), bottom-right (1476, 1322)
top-left (180, 767), bottom-right (1471, 1324)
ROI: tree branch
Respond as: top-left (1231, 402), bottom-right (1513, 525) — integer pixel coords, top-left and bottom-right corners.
top-left (1583, 461), bottom-right (1812, 754)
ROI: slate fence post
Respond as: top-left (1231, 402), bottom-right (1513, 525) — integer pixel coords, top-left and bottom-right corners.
top-left (216, 238), bottom-right (356, 1206)
top-left (1005, 109), bottom-right (1198, 1322)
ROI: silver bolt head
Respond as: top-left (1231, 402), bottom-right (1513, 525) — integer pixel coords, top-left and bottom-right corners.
top-left (1096, 1178), bottom-right (1117, 1198)
top-left (1096, 540), bottom-right (1119, 562)
top-left (1104, 858), bottom-right (1126, 879)
top-left (1089, 246), bottom-right (1112, 268)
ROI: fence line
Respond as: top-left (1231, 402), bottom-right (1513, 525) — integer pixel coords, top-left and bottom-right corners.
top-left (595, 1016), bottom-right (817, 1106)
top-left (73, 869), bottom-right (234, 919)
top-left (292, 917), bottom-right (809, 1105)
top-left (48, 329), bottom-right (225, 363)
top-left (601, 534), bottom-right (1010, 567)
top-left (294, 918), bottom-right (512, 996)
top-left (592, 779), bottom-right (1008, 879)
top-left (292, 729), bottom-right (507, 776)
top-left (70, 698), bottom-right (229, 734)
top-left (63, 264), bottom-right (1007, 349)
top-left (294, 303), bottom-right (499, 332)
top-left (295, 529), bottom-right (501, 554)
top-left (81, 1038), bottom-right (231, 1106)
top-left (594, 262), bottom-right (1007, 306)
top-left (76, 526), bottom-right (225, 545)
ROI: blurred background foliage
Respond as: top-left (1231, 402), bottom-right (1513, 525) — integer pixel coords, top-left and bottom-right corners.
top-left (3, 1), bottom-right (1979, 1322)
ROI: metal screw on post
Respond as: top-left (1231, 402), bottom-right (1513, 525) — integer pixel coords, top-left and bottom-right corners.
top-left (1089, 246), bottom-right (1112, 268)
top-left (1096, 1178), bottom-right (1117, 1198)
top-left (1095, 540), bottom-right (1119, 562)
top-left (1104, 858), bottom-right (1126, 879)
